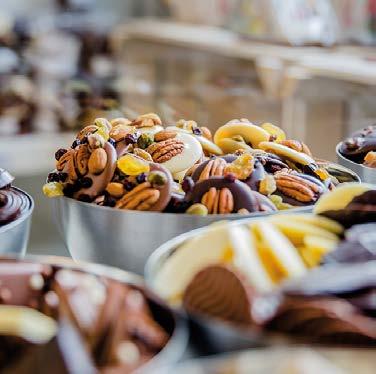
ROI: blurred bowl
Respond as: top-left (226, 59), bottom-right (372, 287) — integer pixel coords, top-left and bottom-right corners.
top-left (145, 217), bottom-right (289, 354)
top-left (336, 143), bottom-right (376, 183)
top-left (51, 197), bottom-right (311, 274)
top-left (0, 188), bottom-right (33, 256)
top-left (51, 161), bottom-right (358, 274)
top-left (4, 254), bottom-right (188, 372)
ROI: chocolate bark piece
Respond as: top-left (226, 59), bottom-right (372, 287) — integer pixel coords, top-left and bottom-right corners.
top-left (265, 296), bottom-right (376, 345)
top-left (321, 190), bottom-right (376, 228)
top-left (4, 317), bottom-right (96, 374)
top-left (255, 152), bottom-right (289, 173)
top-left (324, 224), bottom-right (376, 264)
top-left (51, 269), bottom-right (109, 342)
top-left (189, 176), bottom-right (260, 213)
top-left (191, 155), bottom-right (236, 182)
top-left (148, 163), bottom-right (173, 212)
top-left (73, 142), bottom-right (117, 200)
top-left (0, 262), bottom-right (52, 307)
top-left (183, 265), bottom-right (254, 325)
top-left (244, 159), bottom-right (266, 191)
top-left (96, 287), bottom-right (168, 372)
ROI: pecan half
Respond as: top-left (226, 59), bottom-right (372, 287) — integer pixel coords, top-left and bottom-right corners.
top-left (147, 138), bottom-right (184, 163)
top-left (154, 130), bottom-right (177, 142)
top-left (115, 182), bottom-right (160, 211)
top-left (88, 148), bottom-right (107, 175)
top-left (279, 140), bottom-right (312, 157)
top-left (275, 172), bottom-right (321, 203)
top-left (201, 187), bottom-right (234, 214)
top-left (199, 158), bottom-right (227, 181)
top-left (132, 113), bottom-right (162, 128)
top-left (56, 149), bottom-right (78, 181)
top-left (75, 145), bottom-right (91, 176)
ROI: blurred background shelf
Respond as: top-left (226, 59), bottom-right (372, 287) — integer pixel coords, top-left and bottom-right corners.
top-left (0, 132), bottom-right (74, 176)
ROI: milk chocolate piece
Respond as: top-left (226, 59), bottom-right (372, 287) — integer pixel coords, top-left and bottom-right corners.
top-left (191, 155), bottom-right (236, 182)
top-left (183, 265), bottom-right (254, 325)
top-left (149, 163), bottom-right (173, 212)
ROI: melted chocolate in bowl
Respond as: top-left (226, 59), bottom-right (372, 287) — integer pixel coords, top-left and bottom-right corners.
top-left (0, 188), bottom-right (31, 227)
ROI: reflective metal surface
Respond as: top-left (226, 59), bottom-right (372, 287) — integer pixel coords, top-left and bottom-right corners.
top-left (51, 196), bottom-right (311, 274)
top-left (145, 217), bottom-right (284, 354)
top-left (336, 143), bottom-right (376, 184)
top-left (0, 188), bottom-right (33, 256)
top-left (6, 254), bottom-right (188, 372)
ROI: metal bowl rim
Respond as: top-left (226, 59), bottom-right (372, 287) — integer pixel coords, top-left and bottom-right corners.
top-left (336, 142), bottom-right (376, 173)
top-left (1, 254), bottom-right (189, 370)
top-left (0, 187), bottom-right (34, 234)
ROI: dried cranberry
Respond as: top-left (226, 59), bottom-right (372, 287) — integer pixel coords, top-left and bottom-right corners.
top-left (79, 177), bottom-right (93, 188)
top-left (136, 173), bottom-right (147, 184)
top-left (182, 177), bottom-right (194, 193)
top-left (71, 139), bottom-right (81, 149)
top-left (47, 172), bottom-right (60, 183)
top-left (55, 148), bottom-right (67, 161)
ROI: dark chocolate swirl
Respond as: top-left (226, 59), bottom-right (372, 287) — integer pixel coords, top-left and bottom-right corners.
top-left (0, 188), bottom-right (30, 226)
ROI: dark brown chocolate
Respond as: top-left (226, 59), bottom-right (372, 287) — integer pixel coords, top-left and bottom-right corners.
top-left (0, 188), bottom-right (30, 226)
top-left (189, 176), bottom-right (260, 213)
top-left (321, 190), bottom-right (376, 227)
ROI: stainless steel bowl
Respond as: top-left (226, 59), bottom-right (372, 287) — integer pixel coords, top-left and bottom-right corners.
top-left (51, 196), bottom-right (311, 274)
top-left (145, 217), bottom-right (289, 354)
top-left (2, 254), bottom-right (188, 372)
top-left (336, 143), bottom-right (376, 183)
top-left (51, 161), bottom-right (358, 274)
top-left (0, 188), bottom-right (33, 256)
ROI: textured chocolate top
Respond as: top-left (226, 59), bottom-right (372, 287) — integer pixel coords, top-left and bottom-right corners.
top-left (0, 260), bottom-right (171, 373)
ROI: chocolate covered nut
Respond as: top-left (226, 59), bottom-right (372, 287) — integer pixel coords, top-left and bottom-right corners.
top-left (189, 176), bottom-right (259, 213)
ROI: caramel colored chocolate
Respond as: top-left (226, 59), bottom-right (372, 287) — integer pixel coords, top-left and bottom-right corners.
top-left (149, 164), bottom-right (173, 212)
top-left (183, 265), bottom-right (254, 325)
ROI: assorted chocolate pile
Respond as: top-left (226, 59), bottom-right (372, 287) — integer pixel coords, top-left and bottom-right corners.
top-left (339, 125), bottom-right (376, 168)
top-left (0, 259), bottom-right (171, 373)
top-left (44, 114), bottom-right (344, 215)
top-left (0, 169), bottom-right (31, 227)
top-left (153, 184), bottom-right (376, 346)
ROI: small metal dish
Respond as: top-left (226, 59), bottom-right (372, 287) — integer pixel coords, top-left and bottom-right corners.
top-left (145, 217), bottom-right (289, 354)
top-left (336, 142), bottom-right (376, 183)
top-left (1, 254), bottom-right (188, 372)
top-left (51, 161), bottom-right (359, 274)
top-left (0, 188), bottom-right (34, 256)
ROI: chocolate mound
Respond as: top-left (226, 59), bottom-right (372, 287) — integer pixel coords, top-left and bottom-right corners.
top-left (183, 265), bottom-right (254, 325)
